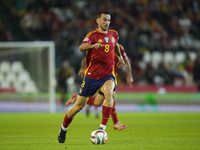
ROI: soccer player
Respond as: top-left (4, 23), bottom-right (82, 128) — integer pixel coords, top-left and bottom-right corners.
top-left (58, 12), bottom-right (126, 143)
top-left (65, 43), bottom-right (133, 130)
top-left (56, 60), bottom-right (75, 105)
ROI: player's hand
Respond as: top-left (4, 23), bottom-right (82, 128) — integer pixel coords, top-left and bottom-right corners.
top-left (93, 43), bottom-right (104, 49)
top-left (127, 76), bottom-right (133, 88)
top-left (117, 58), bottom-right (127, 68)
top-left (78, 69), bottom-right (85, 78)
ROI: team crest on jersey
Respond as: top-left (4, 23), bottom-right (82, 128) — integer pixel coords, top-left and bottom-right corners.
top-left (111, 37), bottom-right (115, 43)
top-left (104, 37), bottom-right (109, 43)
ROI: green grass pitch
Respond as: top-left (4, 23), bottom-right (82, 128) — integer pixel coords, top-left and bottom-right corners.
top-left (0, 112), bottom-right (200, 150)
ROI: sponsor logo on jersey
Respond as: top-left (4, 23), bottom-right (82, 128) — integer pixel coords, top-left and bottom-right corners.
top-left (98, 39), bottom-right (103, 42)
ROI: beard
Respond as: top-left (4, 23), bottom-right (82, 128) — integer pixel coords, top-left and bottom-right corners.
top-left (100, 24), bottom-right (109, 31)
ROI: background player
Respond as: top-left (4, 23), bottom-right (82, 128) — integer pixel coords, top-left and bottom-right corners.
top-left (56, 60), bottom-right (75, 105)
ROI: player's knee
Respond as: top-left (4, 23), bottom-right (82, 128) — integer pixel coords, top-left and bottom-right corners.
top-left (74, 104), bottom-right (84, 112)
top-left (104, 90), bottom-right (113, 100)
top-left (95, 102), bottom-right (102, 107)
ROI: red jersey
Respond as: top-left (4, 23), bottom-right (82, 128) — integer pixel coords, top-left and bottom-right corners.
top-left (114, 44), bottom-right (127, 76)
top-left (82, 28), bottom-right (118, 79)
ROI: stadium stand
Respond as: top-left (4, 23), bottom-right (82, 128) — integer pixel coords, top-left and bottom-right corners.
top-left (0, 0), bottom-right (199, 88)
top-left (0, 61), bottom-right (38, 93)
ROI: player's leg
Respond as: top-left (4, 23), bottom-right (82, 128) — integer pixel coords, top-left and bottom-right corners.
top-left (99, 79), bottom-right (115, 130)
top-left (111, 91), bottom-right (127, 130)
top-left (58, 95), bottom-right (88, 143)
top-left (65, 92), bottom-right (105, 106)
top-left (67, 91), bottom-right (104, 107)
top-left (57, 81), bottom-right (64, 104)
top-left (85, 104), bottom-right (98, 118)
top-left (85, 92), bottom-right (98, 117)
top-left (87, 92), bottom-right (104, 106)
top-left (59, 87), bottom-right (65, 105)
top-left (92, 93), bottom-right (105, 118)
top-left (86, 104), bottom-right (90, 116)
top-left (60, 84), bottom-right (67, 104)
top-left (59, 76), bottom-right (99, 143)
top-left (87, 90), bottom-right (127, 129)
top-left (93, 90), bottom-right (127, 130)
top-left (66, 95), bottom-right (88, 118)
top-left (65, 93), bottom-right (77, 107)
top-left (63, 84), bottom-right (68, 104)
top-left (94, 106), bottom-right (99, 118)
top-left (87, 92), bottom-right (104, 118)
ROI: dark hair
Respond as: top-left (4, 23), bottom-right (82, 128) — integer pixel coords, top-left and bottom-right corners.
top-left (97, 12), bottom-right (110, 18)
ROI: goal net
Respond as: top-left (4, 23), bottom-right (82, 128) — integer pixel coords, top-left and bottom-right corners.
top-left (0, 42), bottom-right (56, 113)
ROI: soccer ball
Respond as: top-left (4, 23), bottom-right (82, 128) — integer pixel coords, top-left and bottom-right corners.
top-left (90, 129), bottom-right (108, 145)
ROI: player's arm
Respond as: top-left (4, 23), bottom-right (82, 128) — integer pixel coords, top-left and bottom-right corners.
top-left (124, 57), bottom-right (133, 87)
top-left (115, 43), bottom-right (127, 68)
top-left (79, 43), bottom-right (104, 51)
top-left (78, 57), bottom-right (86, 78)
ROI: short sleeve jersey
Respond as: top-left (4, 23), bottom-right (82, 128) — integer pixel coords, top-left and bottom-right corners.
top-left (114, 44), bottom-right (127, 76)
top-left (82, 28), bottom-right (118, 79)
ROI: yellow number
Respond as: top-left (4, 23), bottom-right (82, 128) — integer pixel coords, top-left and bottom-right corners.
top-left (81, 80), bottom-right (85, 88)
top-left (104, 44), bottom-right (109, 52)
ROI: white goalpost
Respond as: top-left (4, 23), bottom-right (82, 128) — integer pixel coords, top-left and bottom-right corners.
top-left (0, 41), bottom-right (56, 113)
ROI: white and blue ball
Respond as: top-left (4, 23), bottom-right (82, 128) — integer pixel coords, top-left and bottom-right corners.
top-left (90, 129), bottom-right (108, 145)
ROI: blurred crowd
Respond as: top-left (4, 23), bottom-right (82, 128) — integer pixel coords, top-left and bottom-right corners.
top-left (0, 20), bottom-right (15, 41)
top-left (1, 0), bottom-right (200, 87)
